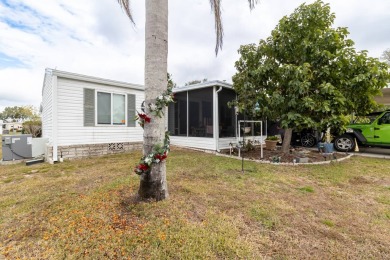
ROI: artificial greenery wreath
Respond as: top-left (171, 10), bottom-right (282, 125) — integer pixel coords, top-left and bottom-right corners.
top-left (147, 87), bottom-right (174, 117)
top-left (134, 86), bottom-right (174, 175)
top-left (134, 132), bottom-right (170, 175)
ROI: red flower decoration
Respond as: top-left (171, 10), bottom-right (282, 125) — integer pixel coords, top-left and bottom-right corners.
top-left (138, 113), bottom-right (151, 123)
top-left (154, 152), bottom-right (167, 161)
top-left (134, 163), bottom-right (150, 174)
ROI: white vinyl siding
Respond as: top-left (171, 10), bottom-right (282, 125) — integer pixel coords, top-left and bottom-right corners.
top-left (55, 77), bottom-right (144, 146)
top-left (41, 70), bottom-right (53, 143)
top-left (170, 136), bottom-right (216, 150)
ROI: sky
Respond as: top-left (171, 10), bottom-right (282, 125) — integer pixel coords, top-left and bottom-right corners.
top-left (0, 0), bottom-right (389, 112)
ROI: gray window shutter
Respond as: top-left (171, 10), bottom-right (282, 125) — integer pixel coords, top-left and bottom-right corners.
top-left (84, 88), bottom-right (95, 126)
top-left (127, 94), bottom-right (136, 127)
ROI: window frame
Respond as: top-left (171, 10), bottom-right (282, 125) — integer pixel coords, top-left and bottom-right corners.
top-left (95, 90), bottom-right (128, 126)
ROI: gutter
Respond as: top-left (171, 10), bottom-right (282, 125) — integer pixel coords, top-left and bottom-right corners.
top-left (215, 86), bottom-right (223, 152)
top-left (52, 74), bottom-right (58, 162)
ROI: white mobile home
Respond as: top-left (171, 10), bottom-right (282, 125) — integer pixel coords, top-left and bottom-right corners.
top-left (41, 70), bottom-right (265, 161)
top-left (41, 69), bottom-right (144, 162)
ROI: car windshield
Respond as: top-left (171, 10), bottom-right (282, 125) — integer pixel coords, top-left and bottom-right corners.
top-left (352, 114), bottom-right (380, 124)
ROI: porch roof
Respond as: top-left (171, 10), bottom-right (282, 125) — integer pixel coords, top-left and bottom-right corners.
top-left (172, 80), bottom-right (233, 93)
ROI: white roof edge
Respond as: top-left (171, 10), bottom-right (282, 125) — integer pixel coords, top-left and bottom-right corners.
top-left (45, 68), bottom-right (145, 91)
top-left (173, 80), bottom-right (233, 93)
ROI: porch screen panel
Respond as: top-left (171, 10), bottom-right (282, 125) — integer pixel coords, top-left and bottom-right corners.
top-left (188, 88), bottom-right (213, 138)
top-left (218, 89), bottom-right (236, 137)
top-left (168, 92), bottom-right (187, 136)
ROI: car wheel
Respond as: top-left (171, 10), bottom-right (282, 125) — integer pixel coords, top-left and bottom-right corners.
top-left (301, 134), bottom-right (316, 147)
top-left (334, 134), bottom-right (355, 152)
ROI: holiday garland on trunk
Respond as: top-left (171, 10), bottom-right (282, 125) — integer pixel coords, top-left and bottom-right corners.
top-left (134, 87), bottom-right (174, 175)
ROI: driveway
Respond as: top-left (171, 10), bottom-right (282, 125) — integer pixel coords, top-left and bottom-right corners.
top-left (353, 146), bottom-right (390, 159)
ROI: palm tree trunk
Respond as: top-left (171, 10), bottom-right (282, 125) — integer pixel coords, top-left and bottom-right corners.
top-left (138, 0), bottom-right (169, 200)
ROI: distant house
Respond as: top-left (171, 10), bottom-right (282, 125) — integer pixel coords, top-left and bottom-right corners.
top-left (375, 87), bottom-right (390, 106)
top-left (2, 122), bottom-right (23, 132)
top-left (41, 69), bottom-right (144, 162)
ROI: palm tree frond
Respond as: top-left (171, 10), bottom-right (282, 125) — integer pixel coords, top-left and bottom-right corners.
top-left (209, 0), bottom-right (224, 55)
top-left (209, 0), bottom-right (259, 55)
top-left (248, 0), bottom-right (259, 10)
top-left (117, 0), bottom-right (135, 24)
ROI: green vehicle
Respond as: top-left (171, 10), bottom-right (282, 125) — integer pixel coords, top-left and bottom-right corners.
top-left (334, 110), bottom-right (390, 152)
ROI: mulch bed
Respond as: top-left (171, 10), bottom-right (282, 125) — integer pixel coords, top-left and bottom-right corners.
top-left (221, 145), bottom-right (349, 164)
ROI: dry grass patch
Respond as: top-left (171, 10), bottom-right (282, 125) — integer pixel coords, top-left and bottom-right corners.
top-left (0, 148), bottom-right (390, 259)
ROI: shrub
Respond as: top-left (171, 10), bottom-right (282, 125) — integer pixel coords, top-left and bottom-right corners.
top-left (23, 120), bottom-right (42, 137)
top-left (266, 135), bottom-right (279, 141)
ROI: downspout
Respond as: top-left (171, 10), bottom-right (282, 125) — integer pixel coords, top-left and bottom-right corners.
top-left (52, 74), bottom-right (58, 162)
top-left (215, 86), bottom-right (223, 152)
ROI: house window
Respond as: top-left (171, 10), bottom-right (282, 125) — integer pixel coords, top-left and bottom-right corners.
top-left (97, 92), bottom-right (126, 125)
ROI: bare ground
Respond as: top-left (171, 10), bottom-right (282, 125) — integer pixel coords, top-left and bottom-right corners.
top-left (222, 145), bottom-right (349, 163)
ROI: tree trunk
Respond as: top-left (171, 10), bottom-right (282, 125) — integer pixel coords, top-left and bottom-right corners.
top-left (281, 128), bottom-right (293, 154)
top-left (138, 0), bottom-right (169, 201)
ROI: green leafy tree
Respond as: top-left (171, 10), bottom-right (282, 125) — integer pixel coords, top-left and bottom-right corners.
top-left (233, 1), bottom-right (390, 153)
top-left (117, 0), bottom-right (258, 200)
top-left (167, 73), bottom-right (176, 89)
top-left (382, 49), bottom-right (390, 65)
top-left (0, 105), bottom-right (39, 122)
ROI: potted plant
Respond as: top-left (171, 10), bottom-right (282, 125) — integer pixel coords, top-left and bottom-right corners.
top-left (265, 135), bottom-right (279, 150)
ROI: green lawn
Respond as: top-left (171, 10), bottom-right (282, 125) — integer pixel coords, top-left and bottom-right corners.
top-left (1, 148), bottom-right (390, 259)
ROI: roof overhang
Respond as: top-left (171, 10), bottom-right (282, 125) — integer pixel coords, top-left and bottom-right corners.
top-left (172, 80), bottom-right (233, 93)
top-left (44, 68), bottom-right (145, 91)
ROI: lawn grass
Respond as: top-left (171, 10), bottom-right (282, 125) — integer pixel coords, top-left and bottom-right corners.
top-left (1, 147), bottom-right (390, 259)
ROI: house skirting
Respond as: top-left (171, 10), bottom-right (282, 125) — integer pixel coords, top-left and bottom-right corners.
top-left (45, 141), bottom-right (143, 161)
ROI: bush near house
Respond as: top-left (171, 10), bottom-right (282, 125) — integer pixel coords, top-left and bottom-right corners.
top-left (22, 119), bottom-right (42, 137)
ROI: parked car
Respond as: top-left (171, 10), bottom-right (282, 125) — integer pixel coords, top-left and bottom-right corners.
top-left (268, 120), bottom-right (319, 148)
top-left (333, 110), bottom-right (390, 152)
top-left (291, 129), bottom-right (318, 147)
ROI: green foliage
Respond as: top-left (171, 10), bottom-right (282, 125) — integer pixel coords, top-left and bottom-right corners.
top-left (0, 105), bottom-right (40, 122)
top-left (381, 48), bottom-right (390, 65)
top-left (297, 186), bottom-right (315, 193)
top-left (321, 219), bottom-right (335, 227)
top-left (167, 73), bottom-right (176, 89)
top-left (233, 1), bottom-right (390, 134)
top-left (240, 139), bottom-right (255, 151)
top-left (265, 135), bottom-right (279, 141)
top-left (185, 78), bottom-right (208, 86)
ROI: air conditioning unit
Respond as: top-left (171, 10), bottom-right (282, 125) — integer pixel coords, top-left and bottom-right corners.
top-left (2, 134), bottom-right (33, 161)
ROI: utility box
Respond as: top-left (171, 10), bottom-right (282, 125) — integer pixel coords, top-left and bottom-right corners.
top-left (2, 134), bottom-right (33, 161)
top-left (31, 138), bottom-right (49, 157)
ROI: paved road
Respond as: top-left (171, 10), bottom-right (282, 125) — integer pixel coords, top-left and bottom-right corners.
top-left (353, 146), bottom-right (390, 159)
